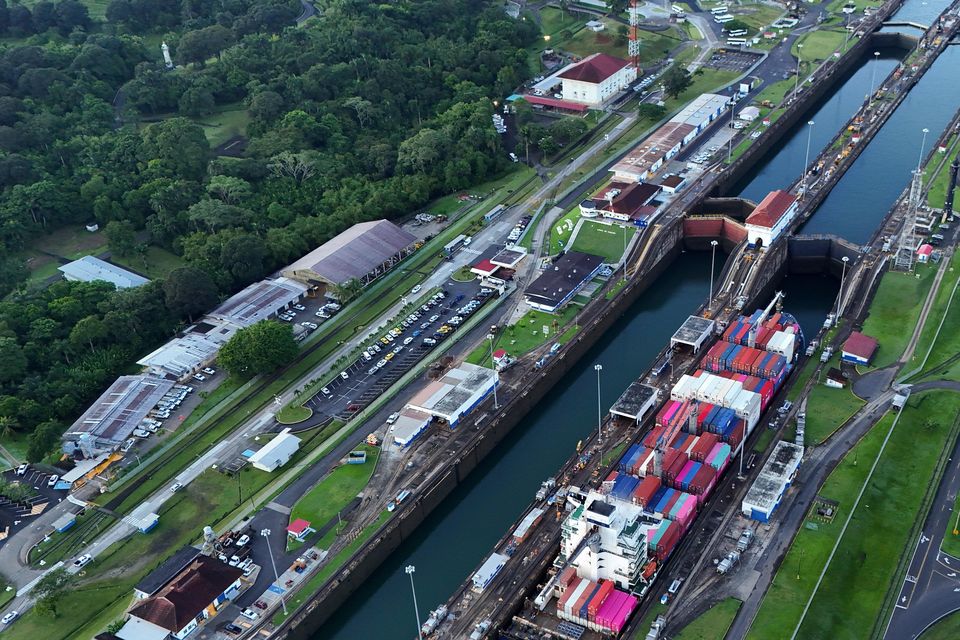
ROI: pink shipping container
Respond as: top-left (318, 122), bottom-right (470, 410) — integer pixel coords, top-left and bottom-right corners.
top-left (672, 496), bottom-right (697, 531)
top-left (596, 591), bottom-right (626, 628)
top-left (608, 594), bottom-right (638, 634)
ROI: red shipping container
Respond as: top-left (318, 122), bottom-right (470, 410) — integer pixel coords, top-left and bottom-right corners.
top-left (690, 432), bottom-right (718, 462)
top-left (727, 421), bottom-right (745, 450)
top-left (572, 580), bottom-right (595, 618)
top-left (558, 566), bottom-right (577, 588)
top-left (663, 450), bottom-right (689, 482)
top-left (633, 475), bottom-right (661, 507)
top-left (688, 464), bottom-right (717, 496)
top-left (662, 489), bottom-right (682, 512)
top-left (588, 580), bottom-right (614, 619)
top-left (697, 403), bottom-right (715, 427)
top-left (655, 523), bottom-right (681, 561)
top-left (643, 425), bottom-right (665, 448)
top-left (558, 577), bottom-right (583, 612)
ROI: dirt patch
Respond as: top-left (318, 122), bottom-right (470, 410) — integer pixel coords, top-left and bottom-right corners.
top-left (215, 135), bottom-right (249, 157)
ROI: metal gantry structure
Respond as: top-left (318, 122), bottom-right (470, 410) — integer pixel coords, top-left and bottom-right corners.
top-left (629, 0), bottom-right (641, 70)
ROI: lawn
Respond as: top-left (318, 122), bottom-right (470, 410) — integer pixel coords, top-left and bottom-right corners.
top-left (922, 611), bottom-right (960, 639)
top-left (20, 0), bottom-right (110, 19)
top-left (754, 78), bottom-right (795, 108)
top-left (734, 4), bottom-right (785, 34)
top-left (803, 374), bottom-right (865, 445)
top-left (30, 225), bottom-right (107, 260)
top-left (909, 252), bottom-right (960, 381)
top-left (925, 137), bottom-right (959, 209)
top-left (194, 106), bottom-right (250, 148)
top-left (465, 305), bottom-right (580, 365)
top-left (674, 598), bottom-right (742, 640)
top-left (289, 444), bottom-right (380, 531)
top-left (561, 22), bottom-right (681, 65)
top-left (549, 206), bottom-right (584, 254)
top-left (860, 262), bottom-right (938, 368)
top-left (277, 404), bottom-right (313, 424)
top-left (539, 6), bottom-right (579, 38)
top-left (570, 220), bottom-right (636, 263)
top-left (943, 480), bottom-right (960, 559)
top-left (792, 29), bottom-right (850, 62)
top-left (110, 245), bottom-right (186, 280)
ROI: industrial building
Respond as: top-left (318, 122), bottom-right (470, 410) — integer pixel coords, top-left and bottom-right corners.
top-left (670, 315), bottom-right (716, 353)
top-left (283, 219), bottom-right (417, 287)
top-left (558, 53), bottom-right (637, 106)
top-left (137, 331), bottom-right (227, 380)
top-left (670, 93), bottom-right (729, 132)
top-left (744, 190), bottom-right (799, 248)
top-left (62, 375), bottom-right (174, 453)
top-left (472, 552), bottom-right (510, 592)
top-left (391, 408), bottom-right (434, 448)
top-left (741, 441), bottom-right (803, 522)
top-left (524, 251), bottom-right (605, 313)
top-left (249, 429), bottom-right (301, 472)
top-left (134, 546), bottom-right (203, 600)
top-left (407, 363), bottom-right (498, 428)
top-left (841, 331), bottom-right (879, 365)
top-left (207, 277), bottom-right (308, 328)
top-left (58, 255), bottom-right (149, 289)
top-left (610, 381), bottom-right (659, 423)
top-left (122, 556), bottom-right (243, 640)
top-left (513, 507), bottom-right (545, 544)
top-left (579, 181), bottom-right (662, 222)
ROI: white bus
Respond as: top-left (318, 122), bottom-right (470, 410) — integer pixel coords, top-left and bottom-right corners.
top-left (711, 6), bottom-right (729, 15)
top-left (715, 14), bottom-right (735, 23)
top-left (727, 28), bottom-right (748, 37)
top-left (726, 38), bottom-right (747, 46)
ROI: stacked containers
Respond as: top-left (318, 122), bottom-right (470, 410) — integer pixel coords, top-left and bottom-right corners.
top-left (649, 519), bottom-right (680, 560)
top-left (643, 425), bottom-right (667, 448)
top-left (587, 580), bottom-right (614, 622)
top-left (653, 488), bottom-right (675, 516)
top-left (633, 475), bottom-right (661, 508)
top-left (690, 432), bottom-right (719, 462)
top-left (636, 448), bottom-right (657, 477)
top-left (578, 581), bottom-right (604, 622)
top-left (662, 449), bottom-right (689, 486)
top-left (656, 400), bottom-right (681, 427)
top-left (689, 464), bottom-right (717, 498)
top-left (669, 492), bottom-right (697, 531)
top-left (611, 475), bottom-right (640, 501)
top-left (618, 445), bottom-right (642, 474)
top-left (674, 460), bottom-right (702, 491)
top-left (558, 577), bottom-right (589, 617)
top-left (706, 442), bottom-right (732, 472)
top-left (596, 590), bottom-right (639, 634)
top-left (570, 580), bottom-right (595, 621)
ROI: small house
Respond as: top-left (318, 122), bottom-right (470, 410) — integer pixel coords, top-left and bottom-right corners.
top-left (825, 367), bottom-right (846, 388)
top-left (841, 331), bottom-right (878, 365)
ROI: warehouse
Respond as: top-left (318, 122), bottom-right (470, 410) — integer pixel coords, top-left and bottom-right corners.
top-left (579, 181), bottom-right (662, 221)
top-left (841, 331), bottom-right (878, 365)
top-left (58, 255), bottom-right (149, 289)
top-left (610, 381), bottom-right (659, 423)
top-left (525, 251), bottom-right (604, 313)
top-left (137, 330), bottom-right (225, 379)
top-left (207, 277), bottom-right (308, 328)
top-left (472, 552), bottom-right (510, 592)
top-left (62, 375), bottom-right (174, 452)
top-left (283, 219), bottom-right (418, 287)
top-left (407, 363), bottom-right (498, 428)
top-left (669, 93), bottom-right (729, 132)
top-left (558, 53), bottom-right (637, 106)
top-left (744, 190), bottom-right (799, 248)
top-left (513, 508), bottom-right (545, 544)
top-left (610, 122), bottom-right (695, 183)
top-left (671, 315), bottom-right (716, 353)
top-left (741, 441), bottom-right (803, 522)
top-left (249, 429), bottom-right (301, 472)
top-left (391, 408), bottom-right (433, 448)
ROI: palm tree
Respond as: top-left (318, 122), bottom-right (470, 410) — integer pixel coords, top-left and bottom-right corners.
top-left (0, 415), bottom-right (16, 441)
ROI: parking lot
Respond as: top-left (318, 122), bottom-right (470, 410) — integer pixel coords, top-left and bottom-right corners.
top-left (704, 49), bottom-right (763, 72)
top-left (0, 466), bottom-right (68, 544)
top-left (302, 278), bottom-right (496, 424)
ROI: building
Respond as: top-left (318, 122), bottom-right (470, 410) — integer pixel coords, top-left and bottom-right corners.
top-left (60, 452), bottom-right (117, 489)
top-left (610, 381), bottom-right (659, 423)
top-left (249, 429), bottom-right (301, 472)
top-left (559, 53), bottom-right (637, 106)
top-left (125, 556), bottom-right (243, 640)
top-left (744, 190), bottom-right (799, 248)
top-left (741, 441), bottom-right (803, 522)
top-left (561, 491), bottom-right (661, 591)
top-left (670, 93), bottom-right (729, 132)
top-left (670, 315), bottom-right (716, 353)
top-left (137, 330), bottom-right (226, 380)
top-left (825, 367), bottom-right (846, 388)
top-left (62, 375), bottom-right (174, 453)
top-left (579, 182), bottom-right (662, 222)
top-left (917, 243), bottom-right (933, 263)
top-left (283, 219), bottom-right (417, 287)
top-left (134, 546), bottom-right (203, 600)
top-left (611, 122), bottom-right (695, 183)
top-left (406, 363), bottom-right (498, 428)
top-left (525, 251), bottom-right (605, 313)
top-left (659, 174), bottom-right (687, 194)
top-left (207, 277), bottom-right (308, 328)
top-left (472, 552), bottom-right (510, 592)
top-left (739, 106), bottom-right (761, 121)
top-left (585, 20), bottom-right (605, 32)
top-left (286, 518), bottom-right (314, 541)
top-left (841, 331), bottom-right (878, 365)
top-left (391, 408), bottom-right (433, 448)
top-left (58, 255), bottom-right (149, 289)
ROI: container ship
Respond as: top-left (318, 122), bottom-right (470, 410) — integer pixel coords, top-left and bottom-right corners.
top-left (518, 294), bottom-right (803, 637)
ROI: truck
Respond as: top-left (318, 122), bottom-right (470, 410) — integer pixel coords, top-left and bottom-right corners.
top-left (443, 234), bottom-right (467, 258)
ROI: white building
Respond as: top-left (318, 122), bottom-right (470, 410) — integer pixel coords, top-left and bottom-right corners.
top-left (739, 105), bottom-right (761, 121)
top-left (58, 255), bottom-right (149, 289)
top-left (744, 190), bottom-right (799, 248)
top-left (669, 93), bottom-right (729, 133)
top-left (741, 441), bottom-right (803, 522)
top-left (472, 552), bottom-right (510, 592)
top-left (560, 491), bottom-right (661, 591)
top-left (391, 408), bottom-right (433, 448)
top-left (559, 53), bottom-right (637, 106)
top-left (249, 429), bottom-right (301, 472)
top-left (406, 363), bottom-right (497, 428)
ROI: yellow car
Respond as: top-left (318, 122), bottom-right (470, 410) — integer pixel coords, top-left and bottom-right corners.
top-left (384, 352), bottom-right (395, 361)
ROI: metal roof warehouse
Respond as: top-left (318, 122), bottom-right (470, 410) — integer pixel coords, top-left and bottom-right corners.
top-left (670, 315), bottom-right (716, 353)
top-left (208, 277), bottom-right (308, 328)
top-left (58, 255), bottom-right (150, 289)
top-left (741, 441), bottom-right (803, 522)
top-left (407, 363), bottom-right (498, 428)
top-left (63, 375), bottom-right (174, 451)
top-left (610, 381), bottom-right (659, 423)
top-left (524, 251), bottom-right (604, 313)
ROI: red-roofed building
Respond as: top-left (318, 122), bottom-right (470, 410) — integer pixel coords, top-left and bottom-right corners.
top-left (126, 556), bottom-right (243, 639)
top-left (841, 331), bottom-right (879, 365)
top-left (287, 518), bottom-right (314, 541)
top-left (559, 53), bottom-right (637, 106)
top-left (580, 181), bottom-right (662, 221)
top-left (744, 190), bottom-right (799, 248)
top-left (917, 244), bottom-right (933, 263)
top-left (470, 259), bottom-right (499, 278)
top-left (523, 94), bottom-right (589, 113)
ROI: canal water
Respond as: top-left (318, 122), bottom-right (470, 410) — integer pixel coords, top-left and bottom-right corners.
top-left (314, 2), bottom-right (950, 636)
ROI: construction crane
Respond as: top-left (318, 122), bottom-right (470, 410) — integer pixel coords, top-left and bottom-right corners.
top-left (629, 0), bottom-right (641, 70)
top-left (653, 399), bottom-right (698, 477)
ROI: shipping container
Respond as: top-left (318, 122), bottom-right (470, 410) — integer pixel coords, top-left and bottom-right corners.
top-left (633, 475), bottom-right (661, 507)
top-left (571, 579), bottom-right (596, 618)
top-left (588, 580), bottom-right (614, 619)
top-left (558, 566), bottom-right (577, 589)
top-left (663, 450), bottom-right (689, 482)
top-left (579, 581), bottom-right (603, 621)
top-left (654, 488), bottom-right (676, 515)
top-left (558, 577), bottom-right (586, 614)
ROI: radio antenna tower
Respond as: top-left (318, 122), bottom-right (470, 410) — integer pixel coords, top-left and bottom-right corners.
top-left (895, 168), bottom-right (923, 271)
top-left (629, 1), bottom-right (640, 70)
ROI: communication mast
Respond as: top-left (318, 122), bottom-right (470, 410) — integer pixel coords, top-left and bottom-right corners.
top-left (629, 0), bottom-right (641, 70)
top-left (895, 168), bottom-right (923, 271)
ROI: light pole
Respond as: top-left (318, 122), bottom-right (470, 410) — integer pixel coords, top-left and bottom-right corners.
top-left (727, 95), bottom-right (738, 163)
top-left (487, 333), bottom-right (499, 409)
top-left (622, 224), bottom-right (627, 283)
top-left (406, 565), bottom-right (423, 640)
top-left (260, 529), bottom-right (287, 615)
top-left (594, 364), bottom-right (603, 444)
top-left (837, 256), bottom-right (849, 319)
top-left (794, 43), bottom-right (803, 94)
top-left (709, 240), bottom-right (719, 307)
top-left (917, 127), bottom-right (930, 173)
top-left (802, 120), bottom-right (815, 200)
top-left (868, 51), bottom-right (880, 107)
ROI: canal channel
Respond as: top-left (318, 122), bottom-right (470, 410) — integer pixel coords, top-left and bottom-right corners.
top-left (313, 3), bottom-right (956, 637)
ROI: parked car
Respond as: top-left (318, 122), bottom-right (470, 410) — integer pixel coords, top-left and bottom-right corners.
top-left (2, 611), bottom-right (19, 625)
top-left (193, 373), bottom-right (207, 382)
top-left (224, 623), bottom-right (243, 635)
top-left (321, 387), bottom-right (331, 396)
top-left (133, 429), bottom-right (150, 438)
top-left (15, 463), bottom-right (27, 476)
top-left (387, 413), bottom-right (400, 425)
top-left (293, 304), bottom-right (306, 311)
top-left (340, 371), bottom-right (349, 380)
top-left (73, 554), bottom-right (92, 569)
top-left (47, 474), bottom-right (59, 487)
top-left (403, 336), bottom-right (414, 345)
top-left (241, 608), bottom-right (259, 621)
top-left (202, 367), bottom-right (216, 375)
top-left (236, 534), bottom-right (250, 546)
top-left (423, 337), bottom-right (437, 346)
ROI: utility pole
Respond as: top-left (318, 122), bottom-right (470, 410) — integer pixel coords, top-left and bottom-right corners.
top-left (488, 333), bottom-right (499, 409)
top-left (594, 364), bottom-right (603, 444)
top-left (406, 565), bottom-right (423, 640)
top-left (260, 529), bottom-right (288, 615)
top-left (709, 240), bottom-right (719, 310)
top-left (868, 51), bottom-right (880, 108)
top-left (837, 256), bottom-right (849, 318)
top-left (802, 120), bottom-right (815, 200)
top-left (794, 43), bottom-right (804, 95)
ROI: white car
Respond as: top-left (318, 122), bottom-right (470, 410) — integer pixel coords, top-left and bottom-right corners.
top-left (2, 611), bottom-right (18, 625)
top-left (321, 387), bottom-right (331, 396)
top-left (386, 413), bottom-right (400, 425)
top-left (202, 367), bottom-right (216, 375)
top-left (15, 463), bottom-right (27, 476)
top-left (300, 322), bottom-right (318, 330)
top-left (411, 285), bottom-right (422, 294)
top-left (73, 554), bottom-right (92, 569)
top-left (340, 371), bottom-right (349, 380)
top-left (47, 475), bottom-right (59, 487)
top-left (403, 336), bottom-right (414, 345)
top-left (193, 373), bottom-right (206, 382)
top-left (236, 534), bottom-right (250, 546)
top-left (241, 608), bottom-right (259, 621)
top-left (170, 482), bottom-right (183, 492)
top-left (293, 304), bottom-right (306, 311)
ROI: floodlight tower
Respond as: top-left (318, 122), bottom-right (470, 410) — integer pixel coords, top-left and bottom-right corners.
top-left (629, 1), bottom-right (641, 71)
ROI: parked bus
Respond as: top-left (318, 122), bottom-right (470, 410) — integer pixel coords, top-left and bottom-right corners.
top-left (443, 234), bottom-right (467, 257)
top-left (711, 6), bottom-right (729, 15)
top-left (726, 38), bottom-right (747, 46)
top-left (715, 14), bottom-right (735, 23)
top-left (727, 28), bottom-right (748, 37)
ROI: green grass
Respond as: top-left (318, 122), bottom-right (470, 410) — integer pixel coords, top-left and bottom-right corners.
top-left (277, 404), bottom-right (313, 424)
top-left (943, 479), bottom-right (960, 559)
top-left (570, 221), bottom-right (636, 263)
top-left (539, 6), bottom-right (577, 38)
top-left (925, 137), bottom-right (960, 209)
top-left (735, 4), bottom-right (785, 34)
top-left (195, 106), bottom-right (250, 148)
top-left (826, 0), bottom-right (883, 15)
top-left (0, 582), bottom-right (14, 611)
top-left (909, 252), bottom-right (960, 381)
top-left (466, 306), bottom-right (579, 365)
top-left (674, 598), bottom-right (742, 640)
top-left (667, 69), bottom-right (741, 111)
top-left (19, 0), bottom-right (110, 19)
top-left (860, 262), bottom-right (938, 368)
top-left (754, 78), bottom-right (795, 107)
top-left (792, 29), bottom-right (850, 61)
top-left (752, 426), bottom-right (778, 453)
top-left (804, 369), bottom-right (865, 445)
top-left (30, 225), bottom-right (107, 260)
top-left (631, 603), bottom-right (668, 639)
top-left (561, 21), bottom-right (680, 65)
top-left (549, 206), bottom-right (583, 254)
top-left (110, 245), bottom-right (186, 280)
top-left (922, 611), bottom-right (960, 639)
top-left (289, 444), bottom-right (380, 531)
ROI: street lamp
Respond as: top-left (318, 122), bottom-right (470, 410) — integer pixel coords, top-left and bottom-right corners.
top-left (802, 120), bottom-right (815, 200)
top-left (487, 333), bottom-right (499, 409)
top-left (868, 51), bottom-right (880, 107)
top-left (794, 43), bottom-right (804, 94)
top-left (917, 127), bottom-right (930, 173)
top-left (594, 364), bottom-right (603, 444)
top-left (837, 256), bottom-right (850, 319)
top-left (727, 95), bottom-right (738, 163)
top-left (260, 529), bottom-right (288, 615)
top-left (709, 240), bottom-right (719, 307)
top-left (406, 565), bottom-right (423, 640)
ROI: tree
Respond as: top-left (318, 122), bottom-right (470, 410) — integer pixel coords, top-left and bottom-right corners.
top-left (176, 25), bottom-right (234, 66)
top-left (269, 151), bottom-right (316, 185)
top-left (178, 85), bottom-right (215, 117)
top-left (27, 420), bottom-right (61, 463)
top-left (332, 278), bottom-right (363, 304)
top-left (104, 220), bottom-right (137, 257)
top-left (0, 415), bottom-right (16, 440)
top-left (0, 336), bottom-right (26, 383)
top-left (33, 567), bottom-right (73, 616)
top-left (218, 320), bottom-right (298, 378)
top-left (140, 118), bottom-right (210, 181)
top-left (163, 266), bottom-right (218, 321)
top-left (606, 0), bottom-right (628, 15)
top-left (662, 63), bottom-right (693, 99)
top-left (206, 175), bottom-right (251, 204)
top-left (638, 103), bottom-right (667, 120)
top-left (70, 315), bottom-right (108, 352)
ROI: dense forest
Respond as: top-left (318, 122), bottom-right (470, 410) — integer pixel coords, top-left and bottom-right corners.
top-left (0, 0), bottom-right (538, 458)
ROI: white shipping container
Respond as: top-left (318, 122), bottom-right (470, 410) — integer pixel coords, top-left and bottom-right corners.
top-left (563, 578), bottom-right (591, 616)
top-left (730, 389), bottom-right (762, 423)
top-left (768, 331), bottom-right (796, 361)
top-left (671, 374), bottom-right (702, 401)
top-left (721, 381), bottom-right (744, 408)
top-left (637, 449), bottom-right (657, 477)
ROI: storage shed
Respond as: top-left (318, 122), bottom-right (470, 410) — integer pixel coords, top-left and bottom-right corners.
top-left (841, 331), bottom-right (878, 365)
top-left (670, 316), bottom-right (715, 353)
top-left (472, 552), bottom-right (510, 592)
top-left (741, 441), bottom-right (803, 522)
top-left (249, 429), bottom-right (301, 472)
